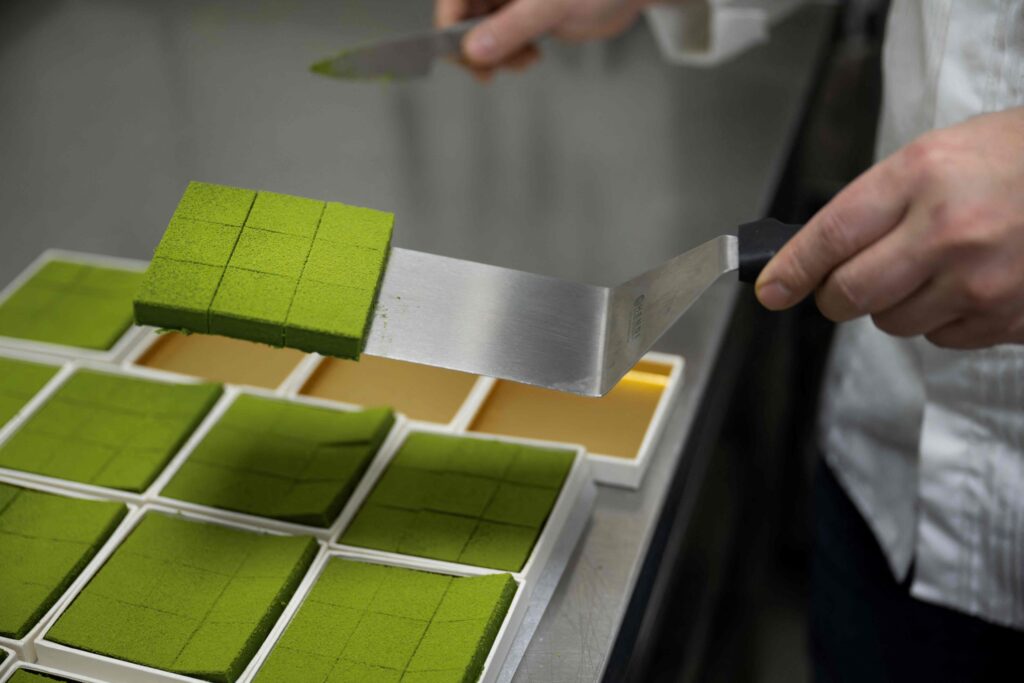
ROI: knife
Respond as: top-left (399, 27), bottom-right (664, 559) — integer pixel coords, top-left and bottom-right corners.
top-left (364, 218), bottom-right (801, 396)
top-left (311, 18), bottom-right (485, 80)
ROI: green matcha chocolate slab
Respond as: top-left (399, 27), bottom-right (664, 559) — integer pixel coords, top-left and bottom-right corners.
top-left (0, 482), bottom-right (126, 639)
top-left (209, 268), bottom-right (295, 347)
top-left (341, 434), bottom-right (574, 571)
top-left (246, 191), bottom-right (325, 238)
top-left (0, 356), bottom-right (58, 427)
top-left (134, 182), bottom-right (393, 359)
top-left (229, 228), bottom-right (310, 279)
top-left (161, 395), bottom-right (394, 526)
top-left (174, 181), bottom-right (256, 226)
top-left (0, 260), bottom-right (143, 350)
top-left (285, 280), bottom-right (375, 358)
top-left (317, 202), bottom-right (394, 249)
top-left (253, 559), bottom-right (515, 683)
top-left (135, 258), bottom-right (223, 333)
top-left (153, 217), bottom-right (242, 267)
top-left (48, 511), bottom-right (318, 683)
top-left (0, 369), bottom-right (221, 492)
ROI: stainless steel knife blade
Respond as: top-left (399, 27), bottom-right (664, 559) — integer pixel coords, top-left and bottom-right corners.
top-left (311, 18), bottom-right (482, 80)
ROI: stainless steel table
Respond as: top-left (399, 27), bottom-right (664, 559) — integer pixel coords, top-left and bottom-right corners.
top-left (0, 1), bottom-right (833, 679)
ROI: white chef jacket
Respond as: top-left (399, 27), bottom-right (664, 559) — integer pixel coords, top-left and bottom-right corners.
top-left (648, 0), bottom-right (1024, 628)
top-left (819, 0), bottom-right (1024, 630)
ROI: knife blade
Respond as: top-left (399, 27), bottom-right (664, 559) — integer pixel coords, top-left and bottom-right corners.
top-left (311, 18), bottom-right (483, 80)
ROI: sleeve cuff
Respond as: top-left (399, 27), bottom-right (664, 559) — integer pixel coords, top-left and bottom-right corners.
top-left (644, 0), bottom-right (805, 67)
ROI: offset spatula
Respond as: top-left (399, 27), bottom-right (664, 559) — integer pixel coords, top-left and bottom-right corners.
top-left (311, 18), bottom-right (485, 80)
top-left (366, 218), bottom-right (800, 396)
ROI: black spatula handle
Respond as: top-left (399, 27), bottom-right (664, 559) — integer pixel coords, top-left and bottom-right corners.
top-left (737, 218), bottom-right (803, 283)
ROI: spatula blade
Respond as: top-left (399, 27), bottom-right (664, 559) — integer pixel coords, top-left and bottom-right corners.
top-left (363, 248), bottom-right (608, 395)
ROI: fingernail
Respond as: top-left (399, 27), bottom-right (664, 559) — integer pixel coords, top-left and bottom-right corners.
top-left (466, 29), bottom-right (497, 62)
top-left (757, 280), bottom-right (793, 309)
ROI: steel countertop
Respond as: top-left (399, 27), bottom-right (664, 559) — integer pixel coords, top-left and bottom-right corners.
top-left (0, 1), bottom-right (833, 679)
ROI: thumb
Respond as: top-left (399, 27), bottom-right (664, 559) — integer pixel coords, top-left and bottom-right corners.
top-left (463, 0), bottom-right (569, 65)
top-left (755, 157), bottom-right (910, 310)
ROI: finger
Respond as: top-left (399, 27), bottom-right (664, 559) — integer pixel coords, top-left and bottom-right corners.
top-left (814, 206), bottom-right (935, 321)
top-left (436, 0), bottom-right (468, 27)
top-left (465, 63), bottom-right (495, 82)
top-left (756, 156), bottom-right (911, 311)
top-left (870, 277), bottom-right (962, 338)
top-left (553, 2), bottom-right (643, 42)
top-left (503, 43), bottom-right (541, 71)
top-left (453, 54), bottom-right (495, 81)
top-left (469, 0), bottom-right (505, 16)
top-left (463, 0), bottom-right (569, 66)
top-left (924, 316), bottom-right (1010, 350)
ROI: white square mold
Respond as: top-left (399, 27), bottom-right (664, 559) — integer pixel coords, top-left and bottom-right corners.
top-left (0, 348), bottom-right (70, 440)
top-left (243, 550), bottom-right (528, 683)
top-left (33, 505), bottom-right (327, 683)
top-left (0, 250), bottom-right (150, 364)
top-left (2, 662), bottom-right (111, 683)
top-left (0, 361), bottom-right (225, 505)
top-left (330, 425), bottom-right (595, 600)
top-left (281, 353), bottom-right (494, 431)
top-left (464, 351), bottom-right (685, 488)
top-left (0, 477), bottom-right (139, 662)
top-left (149, 385), bottom-right (408, 540)
top-left (0, 645), bottom-right (15, 678)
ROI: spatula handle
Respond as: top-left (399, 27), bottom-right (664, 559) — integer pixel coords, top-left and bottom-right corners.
top-left (737, 218), bottom-right (803, 283)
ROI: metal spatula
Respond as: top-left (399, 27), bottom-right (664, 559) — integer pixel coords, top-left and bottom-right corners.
top-left (365, 218), bottom-right (800, 396)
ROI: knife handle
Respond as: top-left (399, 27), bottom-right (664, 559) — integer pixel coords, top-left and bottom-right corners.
top-left (737, 218), bottom-right (803, 283)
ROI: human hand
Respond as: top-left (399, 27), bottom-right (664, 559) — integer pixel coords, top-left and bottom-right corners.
top-left (435, 0), bottom-right (651, 79)
top-left (756, 107), bottom-right (1024, 350)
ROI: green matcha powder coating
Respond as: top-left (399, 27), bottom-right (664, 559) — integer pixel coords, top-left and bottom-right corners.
top-left (341, 433), bottom-right (574, 571)
top-left (0, 369), bottom-right (222, 492)
top-left (0, 260), bottom-right (143, 351)
top-left (0, 356), bottom-right (57, 428)
top-left (161, 395), bottom-right (395, 526)
top-left (48, 511), bottom-right (318, 683)
top-left (0, 482), bottom-right (127, 639)
top-left (255, 559), bottom-right (516, 683)
top-left (134, 181), bottom-right (393, 359)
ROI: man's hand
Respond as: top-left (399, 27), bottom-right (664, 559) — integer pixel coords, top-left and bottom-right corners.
top-left (756, 107), bottom-right (1024, 350)
top-left (436, 0), bottom-right (651, 79)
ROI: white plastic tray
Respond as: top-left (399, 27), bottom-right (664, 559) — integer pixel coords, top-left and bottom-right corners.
top-left (34, 478), bottom-right (594, 683)
top-left (0, 477), bottom-right (140, 662)
top-left (122, 330), bottom-right (310, 395)
top-left (330, 425), bottom-right (592, 591)
top-left (0, 347), bottom-right (69, 438)
top-left (0, 645), bottom-right (15, 678)
top-left (0, 250), bottom-right (151, 364)
top-left (33, 505), bottom-right (328, 683)
top-left (1, 662), bottom-right (112, 683)
top-left (281, 353), bottom-right (496, 431)
top-left (494, 470), bottom-right (597, 681)
top-left (463, 351), bottom-right (685, 489)
top-left (150, 385), bottom-right (408, 540)
top-left (285, 350), bottom-right (683, 489)
top-left (123, 302), bottom-right (681, 488)
top-left (0, 360), bottom-right (225, 505)
top-left (584, 351), bottom-right (685, 488)
top-left (243, 550), bottom-right (528, 683)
